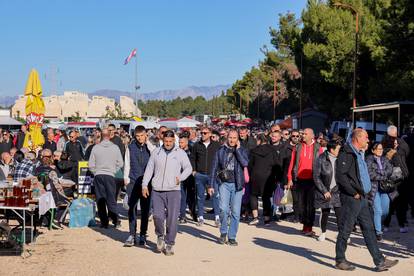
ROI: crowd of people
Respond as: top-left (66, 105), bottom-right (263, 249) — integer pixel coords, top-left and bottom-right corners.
top-left (0, 121), bottom-right (413, 271)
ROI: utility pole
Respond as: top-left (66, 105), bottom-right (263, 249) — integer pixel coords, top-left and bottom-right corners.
top-left (299, 54), bottom-right (303, 129)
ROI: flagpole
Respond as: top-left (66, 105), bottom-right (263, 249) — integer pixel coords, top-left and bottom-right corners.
top-left (134, 54), bottom-right (139, 115)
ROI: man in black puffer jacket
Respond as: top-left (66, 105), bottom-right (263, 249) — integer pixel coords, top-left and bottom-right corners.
top-left (190, 126), bottom-right (221, 226)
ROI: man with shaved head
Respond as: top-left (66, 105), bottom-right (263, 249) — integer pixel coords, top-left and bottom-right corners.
top-left (89, 128), bottom-right (124, 229)
top-left (335, 128), bottom-right (398, 271)
top-left (287, 128), bottom-right (323, 235)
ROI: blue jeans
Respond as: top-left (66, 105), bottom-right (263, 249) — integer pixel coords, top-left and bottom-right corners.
top-left (219, 182), bottom-right (243, 240)
top-left (373, 192), bottom-right (390, 235)
top-left (196, 173), bottom-right (219, 217)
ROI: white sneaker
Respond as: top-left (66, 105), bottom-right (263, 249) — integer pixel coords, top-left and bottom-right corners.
top-left (400, 227), bottom-right (408, 233)
top-left (197, 217), bottom-right (204, 226)
top-left (317, 233), bottom-right (326, 242)
top-left (215, 216), bottom-right (221, 228)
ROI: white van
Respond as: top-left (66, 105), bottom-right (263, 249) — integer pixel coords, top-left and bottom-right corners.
top-left (330, 121), bottom-right (388, 142)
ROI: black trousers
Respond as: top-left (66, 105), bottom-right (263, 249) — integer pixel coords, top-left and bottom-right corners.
top-left (180, 176), bottom-right (196, 220)
top-left (262, 180), bottom-right (277, 218)
top-left (296, 180), bottom-right (316, 227)
top-left (320, 207), bottom-right (341, 233)
top-left (127, 176), bottom-right (151, 236)
top-left (94, 175), bottom-right (118, 226)
top-left (336, 194), bottom-right (384, 266)
top-left (291, 185), bottom-right (301, 221)
top-left (384, 181), bottom-right (409, 227)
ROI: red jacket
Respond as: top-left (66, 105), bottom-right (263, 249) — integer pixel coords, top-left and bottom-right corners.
top-left (287, 141), bottom-right (324, 181)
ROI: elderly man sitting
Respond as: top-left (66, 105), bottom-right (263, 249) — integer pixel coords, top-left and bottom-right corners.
top-left (0, 152), bottom-right (12, 180)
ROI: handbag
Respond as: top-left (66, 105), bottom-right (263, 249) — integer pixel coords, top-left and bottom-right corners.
top-left (379, 166), bottom-right (403, 193)
top-left (273, 183), bottom-right (284, 206)
top-left (217, 152), bottom-right (235, 182)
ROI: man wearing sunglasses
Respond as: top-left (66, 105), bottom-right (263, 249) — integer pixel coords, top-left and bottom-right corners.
top-left (282, 130), bottom-right (291, 142)
top-left (284, 129), bottom-right (301, 222)
top-left (0, 130), bottom-right (13, 156)
top-left (64, 130), bottom-right (84, 162)
top-left (190, 126), bottom-right (221, 227)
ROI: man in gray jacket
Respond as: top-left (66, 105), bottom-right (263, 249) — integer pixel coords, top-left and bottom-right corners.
top-left (142, 130), bottom-right (192, 256)
top-left (89, 128), bottom-right (124, 228)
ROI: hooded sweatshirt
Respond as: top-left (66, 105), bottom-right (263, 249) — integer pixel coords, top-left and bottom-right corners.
top-left (142, 146), bottom-right (192, 191)
top-left (88, 140), bottom-right (123, 177)
top-left (287, 140), bottom-right (323, 181)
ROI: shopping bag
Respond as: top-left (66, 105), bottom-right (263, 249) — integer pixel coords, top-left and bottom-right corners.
top-left (280, 189), bottom-right (293, 206)
top-left (123, 194), bottom-right (129, 210)
top-left (244, 167), bottom-right (250, 183)
top-left (273, 183), bottom-right (284, 206)
top-left (69, 198), bottom-right (96, 228)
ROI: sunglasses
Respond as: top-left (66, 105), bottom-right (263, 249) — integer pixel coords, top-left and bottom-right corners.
top-left (70, 136), bottom-right (76, 138)
top-left (43, 155), bottom-right (52, 158)
top-left (291, 135), bottom-right (300, 138)
top-left (201, 132), bottom-right (210, 135)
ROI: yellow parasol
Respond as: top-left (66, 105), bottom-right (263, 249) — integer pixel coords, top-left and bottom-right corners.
top-left (23, 69), bottom-right (45, 150)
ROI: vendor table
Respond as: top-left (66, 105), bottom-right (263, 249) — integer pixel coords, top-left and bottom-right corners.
top-left (0, 204), bottom-right (37, 250)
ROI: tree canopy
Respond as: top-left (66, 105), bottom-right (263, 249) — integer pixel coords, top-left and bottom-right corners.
top-left (226, 0), bottom-right (414, 120)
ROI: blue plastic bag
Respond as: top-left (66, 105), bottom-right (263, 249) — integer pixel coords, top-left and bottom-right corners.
top-left (69, 198), bottom-right (96, 228)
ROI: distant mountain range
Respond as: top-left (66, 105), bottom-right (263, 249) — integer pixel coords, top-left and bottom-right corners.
top-left (91, 85), bottom-right (230, 102)
top-left (0, 85), bottom-right (231, 107)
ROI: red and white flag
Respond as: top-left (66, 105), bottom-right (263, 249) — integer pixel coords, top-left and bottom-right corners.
top-left (124, 48), bottom-right (137, 65)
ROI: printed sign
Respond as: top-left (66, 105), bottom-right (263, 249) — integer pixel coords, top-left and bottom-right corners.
top-left (78, 161), bottom-right (94, 194)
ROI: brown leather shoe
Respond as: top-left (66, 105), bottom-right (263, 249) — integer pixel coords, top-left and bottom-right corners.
top-left (335, 261), bottom-right (356, 271)
top-left (375, 258), bottom-right (398, 272)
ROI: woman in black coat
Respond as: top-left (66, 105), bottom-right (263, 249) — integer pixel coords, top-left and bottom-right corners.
top-left (248, 134), bottom-right (279, 225)
top-left (313, 138), bottom-right (342, 241)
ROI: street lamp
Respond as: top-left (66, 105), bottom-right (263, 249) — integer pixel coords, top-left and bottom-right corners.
top-left (333, 2), bottom-right (359, 112)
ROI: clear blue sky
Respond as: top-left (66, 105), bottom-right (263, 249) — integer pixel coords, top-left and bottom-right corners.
top-left (0, 0), bottom-right (306, 96)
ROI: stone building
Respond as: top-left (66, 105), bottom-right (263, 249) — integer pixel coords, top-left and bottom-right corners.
top-left (11, 91), bottom-right (141, 121)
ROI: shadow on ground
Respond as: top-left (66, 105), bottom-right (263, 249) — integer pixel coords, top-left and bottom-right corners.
top-left (252, 237), bottom-right (375, 271)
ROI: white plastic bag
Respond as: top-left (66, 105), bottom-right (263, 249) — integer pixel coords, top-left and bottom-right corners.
top-left (280, 189), bottom-right (293, 206)
top-left (123, 194), bottom-right (129, 210)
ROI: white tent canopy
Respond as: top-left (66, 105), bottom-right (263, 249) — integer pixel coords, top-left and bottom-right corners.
top-left (160, 117), bottom-right (200, 129)
top-left (0, 116), bottom-right (23, 126)
top-left (159, 120), bottom-right (178, 129)
top-left (132, 121), bottom-right (160, 129)
top-left (176, 117), bottom-right (200, 128)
